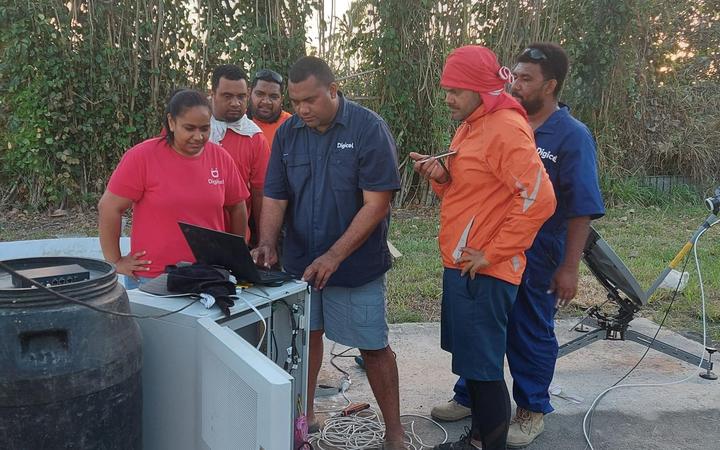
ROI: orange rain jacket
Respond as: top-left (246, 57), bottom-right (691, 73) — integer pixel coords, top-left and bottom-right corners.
top-left (432, 105), bottom-right (556, 285)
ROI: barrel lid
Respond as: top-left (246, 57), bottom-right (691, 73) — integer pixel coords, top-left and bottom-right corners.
top-left (0, 257), bottom-right (118, 305)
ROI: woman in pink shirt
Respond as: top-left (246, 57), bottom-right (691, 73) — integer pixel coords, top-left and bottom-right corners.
top-left (98, 89), bottom-right (249, 287)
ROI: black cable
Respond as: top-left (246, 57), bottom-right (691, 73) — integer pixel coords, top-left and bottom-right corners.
top-left (0, 260), bottom-right (200, 319)
top-left (331, 346), bottom-right (361, 359)
top-left (271, 329), bottom-right (279, 364)
top-left (277, 299), bottom-right (300, 374)
top-left (330, 346), bottom-right (358, 379)
top-left (329, 346), bottom-right (399, 376)
top-left (584, 248), bottom-right (692, 447)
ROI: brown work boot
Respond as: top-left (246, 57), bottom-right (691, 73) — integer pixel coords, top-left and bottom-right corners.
top-left (507, 408), bottom-right (544, 448)
top-left (431, 398), bottom-right (472, 422)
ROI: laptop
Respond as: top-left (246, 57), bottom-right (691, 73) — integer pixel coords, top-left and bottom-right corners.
top-left (178, 222), bottom-right (294, 286)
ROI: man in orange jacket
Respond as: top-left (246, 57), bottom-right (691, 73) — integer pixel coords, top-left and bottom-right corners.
top-left (411, 45), bottom-right (556, 450)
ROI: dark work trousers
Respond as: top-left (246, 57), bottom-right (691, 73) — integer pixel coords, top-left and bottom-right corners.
top-left (453, 247), bottom-right (559, 414)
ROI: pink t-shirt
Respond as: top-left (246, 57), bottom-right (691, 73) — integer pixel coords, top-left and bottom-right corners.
top-left (108, 137), bottom-right (249, 277)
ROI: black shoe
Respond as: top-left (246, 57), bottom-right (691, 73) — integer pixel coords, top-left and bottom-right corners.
top-left (433, 427), bottom-right (480, 450)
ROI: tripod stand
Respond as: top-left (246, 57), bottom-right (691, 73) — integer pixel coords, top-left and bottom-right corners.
top-left (558, 204), bottom-right (719, 375)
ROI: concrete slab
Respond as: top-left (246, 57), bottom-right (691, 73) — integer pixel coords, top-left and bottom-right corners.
top-left (314, 319), bottom-right (720, 449)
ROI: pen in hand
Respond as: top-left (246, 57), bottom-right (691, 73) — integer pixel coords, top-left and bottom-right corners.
top-left (418, 150), bottom-right (457, 163)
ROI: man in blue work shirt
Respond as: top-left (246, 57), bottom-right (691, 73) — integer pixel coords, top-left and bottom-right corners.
top-left (430, 43), bottom-right (605, 448)
top-left (251, 56), bottom-right (405, 449)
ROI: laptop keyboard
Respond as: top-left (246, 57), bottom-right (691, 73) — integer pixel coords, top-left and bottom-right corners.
top-left (258, 269), bottom-right (293, 282)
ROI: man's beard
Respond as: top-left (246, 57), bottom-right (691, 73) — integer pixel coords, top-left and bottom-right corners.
top-left (513, 94), bottom-right (543, 116)
top-left (249, 103), bottom-right (281, 123)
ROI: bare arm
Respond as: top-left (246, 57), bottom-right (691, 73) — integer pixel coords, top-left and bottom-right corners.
top-left (302, 190), bottom-right (393, 289)
top-left (224, 202), bottom-right (248, 237)
top-left (250, 188), bottom-right (264, 240)
top-left (551, 216), bottom-right (592, 307)
top-left (250, 197), bottom-right (288, 268)
top-left (98, 190), bottom-right (150, 278)
top-left (250, 133), bottom-right (270, 244)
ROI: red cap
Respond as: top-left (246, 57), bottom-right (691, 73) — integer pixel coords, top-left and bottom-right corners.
top-left (441, 45), bottom-right (526, 119)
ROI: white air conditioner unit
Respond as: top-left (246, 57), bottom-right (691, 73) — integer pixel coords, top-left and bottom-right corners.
top-left (129, 283), bottom-right (309, 450)
top-left (198, 317), bottom-right (292, 450)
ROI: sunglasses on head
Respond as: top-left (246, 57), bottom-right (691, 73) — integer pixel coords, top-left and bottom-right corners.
top-left (254, 69), bottom-right (283, 85)
top-left (521, 48), bottom-right (548, 61)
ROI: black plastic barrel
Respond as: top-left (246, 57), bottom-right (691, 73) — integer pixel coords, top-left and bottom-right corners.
top-left (0, 257), bottom-right (142, 449)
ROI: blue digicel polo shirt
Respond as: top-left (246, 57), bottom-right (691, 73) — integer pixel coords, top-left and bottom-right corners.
top-left (264, 94), bottom-right (401, 288)
top-left (527, 104), bottom-right (605, 272)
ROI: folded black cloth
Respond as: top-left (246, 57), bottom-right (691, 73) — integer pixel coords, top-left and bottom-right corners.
top-left (166, 264), bottom-right (236, 316)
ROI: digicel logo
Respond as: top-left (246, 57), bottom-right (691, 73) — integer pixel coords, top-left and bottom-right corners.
top-left (208, 167), bottom-right (224, 185)
top-left (537, 147), bottom-right (557, 163)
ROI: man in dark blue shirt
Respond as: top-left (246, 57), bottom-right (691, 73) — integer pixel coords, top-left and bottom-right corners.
top-left (430, 43), bottom-right (605, 449)
top-left (251, 56), bottom-right (404, 448)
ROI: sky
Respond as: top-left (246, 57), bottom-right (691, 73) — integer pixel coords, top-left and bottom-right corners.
top-left (306, 0), bottom-right (352, 49)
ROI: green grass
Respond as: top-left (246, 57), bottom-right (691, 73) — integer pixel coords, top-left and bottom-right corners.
top-left (386, 209), bottom-right (444, 323)
top-left (387, 203), bottom-right (720, 343)
top-left (590, 204), bottom-right (720, 342)
top-left (599, 175), bottom-right (700, 208)
top-left (3, 201), bottom-right (718, 342)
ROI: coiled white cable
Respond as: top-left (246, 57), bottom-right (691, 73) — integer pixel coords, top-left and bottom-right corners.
top-left (312, 409), bottom-right (385, 450)
top-left (311, 343), bottom-right (449, 449)
top-left (401, 414), bottom-right (450, 449)
top-left (309, 408), bottom-right (449, 450)
top-left (582, 225), bottom-right (713, 449)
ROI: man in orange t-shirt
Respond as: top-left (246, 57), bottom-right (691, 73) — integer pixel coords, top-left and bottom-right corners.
top-left (411, 45), bottom-right (555, 450)
top-left (248, 69), bottom-right (292, 149)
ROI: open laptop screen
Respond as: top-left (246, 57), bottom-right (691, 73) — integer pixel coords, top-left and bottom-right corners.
top-left (178, 222), bottom-right (266, 284)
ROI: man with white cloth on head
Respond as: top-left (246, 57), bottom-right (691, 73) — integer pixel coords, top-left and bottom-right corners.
top-left (210, 64), bottom-right (271, 245)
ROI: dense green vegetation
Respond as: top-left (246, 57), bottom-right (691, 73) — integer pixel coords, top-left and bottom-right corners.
top-left (0, 0), bottom-right (309, 208)
top-left (1, 0), bottom-right (718, 210)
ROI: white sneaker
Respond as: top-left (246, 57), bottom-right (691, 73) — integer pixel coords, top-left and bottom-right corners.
top-left (430, 398), bottom-right (472, 422)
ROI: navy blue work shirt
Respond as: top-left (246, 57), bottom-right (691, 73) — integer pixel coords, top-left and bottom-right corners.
top-left (264, 94), bottom-right (401, 287)
top-left (526, 104), bottom-right (605, 275)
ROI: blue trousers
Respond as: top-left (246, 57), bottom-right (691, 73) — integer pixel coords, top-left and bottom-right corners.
top-left (453, 267), bottom-right (558, 414)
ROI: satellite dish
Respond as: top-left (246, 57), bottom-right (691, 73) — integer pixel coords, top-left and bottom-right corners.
top-left (582, 227), bottom-right (647, 308)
